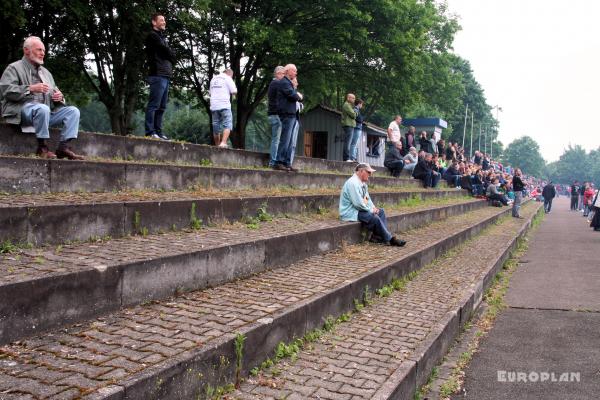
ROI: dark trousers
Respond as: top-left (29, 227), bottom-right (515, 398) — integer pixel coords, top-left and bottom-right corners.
top-left (276, 115), bottom-right (296, 167)
top-left (384, 160), bottom-right (404, 177)
top-left (145, 76), bottom-right (170, 135)
top-left (570, 196), bottom-right (578, 210)
top-left (342, 125), bottom-right (354, 161)
top-left (415, 171), bottom-right (440, 188)
top-left (488, 193), bottom-right (508, 206)
top-left (544, 198), bottom-right (553, 212)
top-left (358, 208), bottom-right (393, 242)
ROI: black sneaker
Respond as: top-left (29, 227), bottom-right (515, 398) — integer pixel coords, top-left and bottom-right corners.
top-left (389, 237), bottom-right (406, 247)
top-left (287, 166), bottom-right (299, 172)
top-left (272, 164), bottom-right (289, 171)
top-left (156, 132), bottom-right (170, 141)
top-left (369, 234), bottom-right (384, 244)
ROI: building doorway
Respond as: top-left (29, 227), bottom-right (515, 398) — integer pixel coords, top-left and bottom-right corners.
top-left (304, 131), bottom-right (328, 159)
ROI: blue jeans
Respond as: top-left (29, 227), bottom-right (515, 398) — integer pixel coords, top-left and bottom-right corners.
top-left (211, 108), bottom-right (233, 134)
top-left (268, 115), bottom-right (282, 166)
top-left (544, 198), bottom-right (553, 212)
top-left (358, 208), bottom-right (393, 242)
top-left (145, 76), bottom-right (169, 135)
top-left (276, 115), bottom-right (296, 167)
top-left (512, 191), bottom-right (522, 217)
top-left (351, 127), bottom-right (362, 161)
top-left (444, 173), bottom-right (461, 187)
top-left (342, 126), bottom-right (354, 161)
top-left (288, 118), bottom-right (300, 165)
top-left (21, 103), bottom-right (80, 141)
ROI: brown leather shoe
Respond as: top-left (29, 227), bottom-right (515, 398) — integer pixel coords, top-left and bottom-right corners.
top-left (56, 146), bottom-right (85, 160)
top-left (36, 146), bottom-right (57, 159)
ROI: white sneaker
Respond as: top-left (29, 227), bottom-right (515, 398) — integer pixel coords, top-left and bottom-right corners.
top-left (218, 143), bottom-right (229, 148)
top-left (346, 159), bottom-right (354, 162)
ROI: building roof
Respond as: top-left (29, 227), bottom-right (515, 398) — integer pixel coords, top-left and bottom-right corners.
top-left (403, 118), bottom-right (448, 129)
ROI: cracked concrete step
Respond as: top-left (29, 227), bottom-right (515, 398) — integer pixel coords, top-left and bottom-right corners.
top-left (0, 155), bottom-right (420, 195)
top-left (0, 123), bottom-right (355, 174)
top-left (232, 202), bottom-right (543, 400)
top-left (0, 203), bottom-right (521, 399)
top-left (0, 197), bottom-right (485, 345)
top-left (0, 187), bottom-right (468, 246)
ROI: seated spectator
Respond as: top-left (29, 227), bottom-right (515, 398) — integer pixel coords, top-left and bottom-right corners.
top-left (413, 153), bottom-right (440, 188)
top-left (384, 141), bottom-right (405, 178)
top-left (443, 160), bottom-right (462, 188)
top-left (0, 36), bottom-right (84, 159)
top-left (403, 147), bottom-right (418, 174)
top-left (418, 131), bottom-right (432, 153)
top-left (486, 177), bottom-right (509, 205)
top-left (339, 163), bottom-right (406, 246)
top-left (471, 170), bottom-right (485, 196)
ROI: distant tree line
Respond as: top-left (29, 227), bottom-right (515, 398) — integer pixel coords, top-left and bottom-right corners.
top-left (1, 0), bottom-right (500, 152)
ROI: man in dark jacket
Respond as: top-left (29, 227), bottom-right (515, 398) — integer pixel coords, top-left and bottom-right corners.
top-left (542, 181), bottom-right (556, 213)
top-left (274, 64), bottom-right (303, 172)
top-left (144, 13), bottom-right (175, 140)
top-left (511, 168), bottom-right (525, 218)
top-left (570, 180), bottom-right (580, 210)
top-left (384, 141), bottom-right (405, 177)
top-left (413, 153), bottom-right (440, 188)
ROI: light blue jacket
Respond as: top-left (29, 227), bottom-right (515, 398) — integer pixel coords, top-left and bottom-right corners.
top-left (339, 174), bottom-right (374, 221)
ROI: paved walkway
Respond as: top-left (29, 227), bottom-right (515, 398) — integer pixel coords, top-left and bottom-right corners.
top-left (454, 197), bottom-right (600, 400)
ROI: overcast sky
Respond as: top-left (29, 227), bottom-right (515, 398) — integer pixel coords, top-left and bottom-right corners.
top-left (446, 0), bottom-right (600, 162)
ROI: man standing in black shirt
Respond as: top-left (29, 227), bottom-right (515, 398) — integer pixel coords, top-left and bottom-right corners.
top-left (570, 180), bottom-right (580, 210)
top-left (512, 168), bottom-right (525, 218)
top-left (144, 13), bottom-right (175, 140)
top-left (267, 66), bottom-right (285, 167)
top-left (542, 181), bottom-right (556, 213)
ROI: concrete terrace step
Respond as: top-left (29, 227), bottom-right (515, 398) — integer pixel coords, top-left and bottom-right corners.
top-left (233, 202), bottom-right (543, 400)
top-left (0, 155), bottom-right (419, 195)
top-left (0, 197), bottom-right (484, 345)
top-left (0, 123), bottom-right (355, 174)
top-left (0, 204), bottom-right (522, 400)
top-left (0, 187), bottom-right (467, 246)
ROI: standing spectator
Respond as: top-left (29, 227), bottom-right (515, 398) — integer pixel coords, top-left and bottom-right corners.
top-left (350, 99), bottom-right (364, 162)
top-left (542, 182), bottom-right (556, 213)
top-left (578, 182), bottom-right (586, 211)
top-left (437, 139), bottom-right (446, 158)
top-left (209, 68), bottom-right (238, 148)
top-left (570, 180), bottom-right (580, 210)
top-left (341, 93), bottom-right (357, 162)
top-left (274, 64), bottom-right (303, 171)
top-left (405, 125), bottom-right (416, 150)
top-left (387, 115), bottom-right (402, 146)
top-left (0, 36), bottom-right (84, 159)
top-left (287, 77), bottom-right (304, 165)
top-left (473, 150), bottom-right (482, 165)
top-left (384, 141), bottom-right (405, 178)
top-left (403, 147), bottom-right (418, 174)
top-left (145, 13), bottom-right (175, 141)
top-left (589, 190), bottom-right (600, 231)
top-left (267, 66), bottom-right (285, 167)
top-left (413, 153), bottom-right (440, 188)
top-left (583, 183), bottom-right (594, 217)
top-left (512, 168), bottom-right (524, 218)
top-left (445, 141), bottom-right (456, 162)
top-left (339, 163), bottom-right (406, 246)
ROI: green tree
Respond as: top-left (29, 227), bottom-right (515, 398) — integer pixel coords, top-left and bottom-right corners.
top-left (502, 136), bottom-right (545, 177)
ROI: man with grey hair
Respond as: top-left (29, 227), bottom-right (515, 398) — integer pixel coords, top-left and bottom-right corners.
top-left (209, 68), bottom-right (237, 148)
top-left (0, 36), bottom-right (84, 159)
top-left (267, 65), bottom-right (285, 167)
top-left (274, 64), bottom-right (303, 171)
top-left (339, 163), bottom-right (406, 246)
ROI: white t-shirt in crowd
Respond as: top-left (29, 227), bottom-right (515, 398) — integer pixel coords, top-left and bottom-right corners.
top-left (209, 73), bottom-right (237, 111)
top-left (387, 120), bottom-right (401, 143)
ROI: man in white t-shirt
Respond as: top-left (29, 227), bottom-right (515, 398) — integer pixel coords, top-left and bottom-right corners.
top-left (209, 69), bottom-right (237, 148)
top-left (387, 115), bottom-right (402, 144)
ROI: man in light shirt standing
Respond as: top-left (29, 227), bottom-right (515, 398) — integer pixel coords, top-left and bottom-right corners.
top-left (209, 68), bottom-right (237, 148)
top-left (387, 115), bottom-right (402, 145)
